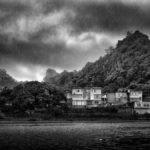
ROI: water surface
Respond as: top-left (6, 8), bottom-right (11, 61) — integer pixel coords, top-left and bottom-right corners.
top-left (0, 122), bottom-right (150, 150)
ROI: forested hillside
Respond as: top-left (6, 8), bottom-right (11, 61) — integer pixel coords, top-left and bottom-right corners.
top-left (44, 31), bottom-right (150, 92)
top-left (0, 69), bottom-right (17, 88)
top-left (44, 68), bottom-right (58, 82)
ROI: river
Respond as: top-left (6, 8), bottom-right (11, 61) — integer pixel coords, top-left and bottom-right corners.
top-left (0, 122), bottom-right (150, 150)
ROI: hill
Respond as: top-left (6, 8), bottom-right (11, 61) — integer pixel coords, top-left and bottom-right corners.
top-left (0, 69), bottom-right (17, 89)
top-left (44, 31), bottom-right (150, 92)
top-left (44, 68), bottom-right (58, 82)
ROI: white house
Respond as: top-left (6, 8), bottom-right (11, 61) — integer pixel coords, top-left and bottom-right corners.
top-left (72, 87), bottom-right (102, 108)
top-left (86, 87), bottom-right (102, 107)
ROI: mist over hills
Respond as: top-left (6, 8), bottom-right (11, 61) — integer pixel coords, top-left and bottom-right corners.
top-left (44, 31), bottom-right (150, 92)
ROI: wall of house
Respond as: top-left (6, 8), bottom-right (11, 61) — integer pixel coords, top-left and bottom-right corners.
top-left (107, 93), bottom-right (116, 103)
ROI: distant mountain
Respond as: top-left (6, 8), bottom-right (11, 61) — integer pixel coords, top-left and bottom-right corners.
top-left (44, 68), bottom-right (59, 82)
top-left (44, 31), bottom-right (150, 92)
top-left (0, 69), bottom-right (17, 88)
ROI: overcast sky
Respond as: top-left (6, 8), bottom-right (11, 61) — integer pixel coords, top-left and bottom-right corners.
top-left (0, 0), bottom-right (150, 81)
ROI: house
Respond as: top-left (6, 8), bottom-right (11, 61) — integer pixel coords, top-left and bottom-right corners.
top-left (106, 92), bottom-right (128, 105)
top-left (71, 87), bottom-right (102, 108)
top-left (134, 101), bottom-right (150, 114)
top-left (106, 93), bottom-right (116, 104)
top-left (129, 90), bottom-right (143, 103)
top-left (115, 92), bottom-right (128, 104)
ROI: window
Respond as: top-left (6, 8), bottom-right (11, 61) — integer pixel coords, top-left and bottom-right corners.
top-left (74, 94), bottom-right (82, 98)
top-left (137, 104), bottom-right (141, 107)
top-left (144, 103), bottom-right (150, 107)
top-left (95, 101), bottom-right (99, 104)
top-left (94, 94), bottom-right (101, 99)
top-left (87, 101), bottom-right (92, 105)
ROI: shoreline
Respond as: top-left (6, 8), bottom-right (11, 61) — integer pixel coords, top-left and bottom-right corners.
top-left (0, 119), bottom-right (150, 126)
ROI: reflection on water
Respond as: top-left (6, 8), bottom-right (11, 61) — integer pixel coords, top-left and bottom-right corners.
top-left (0, 122), bottom-right (150, 150)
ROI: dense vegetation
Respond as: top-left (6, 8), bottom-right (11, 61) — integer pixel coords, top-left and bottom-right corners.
top-left (44, 68), bottom-right (58, 81)
top-left (0, 81), bottom-right (68, 119)
top-left (44, 31), bottom-right (150, 93)
top-left (1, 30), bottom-right (150, 120)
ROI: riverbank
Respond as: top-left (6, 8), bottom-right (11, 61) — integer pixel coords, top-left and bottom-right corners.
top-left (1, 107), bottom-right (150, 124)
top-left (0, 118), bottom-right (150, 126)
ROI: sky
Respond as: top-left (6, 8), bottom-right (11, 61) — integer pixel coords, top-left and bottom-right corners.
top-left (1, 0), bottom-right (150, 81)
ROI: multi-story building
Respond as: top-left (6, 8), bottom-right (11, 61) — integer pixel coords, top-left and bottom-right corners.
top-left (115, 92), bottom-right (128, 103)
top-left (86, 87), bottom-right (102, 107)
top-left (72, 88), bottom-right (86, 107)
top-left (72, 87), bottom-right (102, 108)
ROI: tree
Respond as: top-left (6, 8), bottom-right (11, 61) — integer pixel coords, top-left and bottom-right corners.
top-left (6, 81), bottom-right (68, 115)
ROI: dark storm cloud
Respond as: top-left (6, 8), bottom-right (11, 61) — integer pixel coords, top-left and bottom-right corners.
top-left (1, 0), bottom-right (150, 34)
top-left (68, 1), bottom-right (150, 34)
top-left (41, 0), bottom-right (150, 34)
top-left (0, 0), bottom-right (29, 12)
top-left (0, 0), bottom-right (32, 25)
top-left (28, 27), bottom-right (57, 42)
top-left (0, 32), bottom-right (107, 70)
top-left (1, 0), bottom-right (150, 80)
top-left (0, 35), bottom-right (64, 66)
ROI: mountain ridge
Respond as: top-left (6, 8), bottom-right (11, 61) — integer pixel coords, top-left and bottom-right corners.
top-left (44, 30), bottom-right (150, 92)
top-left (0, 68), bottom-right (17, 88)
